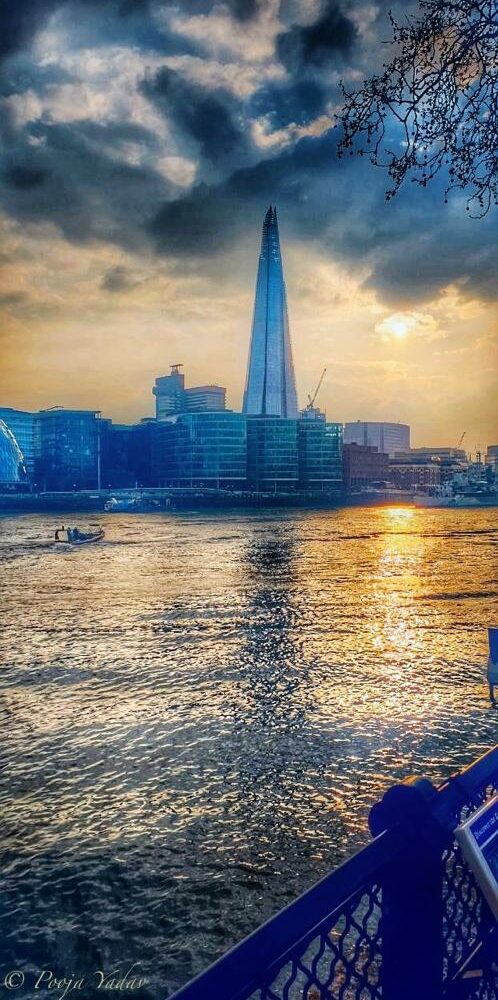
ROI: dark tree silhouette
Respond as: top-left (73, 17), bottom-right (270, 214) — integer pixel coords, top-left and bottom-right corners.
top-left (336, 0), bottom-right (497, 216)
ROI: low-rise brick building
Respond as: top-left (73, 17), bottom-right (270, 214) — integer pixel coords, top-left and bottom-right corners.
top-left (342, 443), bottom-right (389, 492)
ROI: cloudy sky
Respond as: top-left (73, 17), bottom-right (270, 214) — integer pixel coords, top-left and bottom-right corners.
top-left (0, 0), bottom-right (496, 449)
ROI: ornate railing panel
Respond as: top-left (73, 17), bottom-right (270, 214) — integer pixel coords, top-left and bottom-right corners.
top-left (171, 746), bottom-right (498, 1000)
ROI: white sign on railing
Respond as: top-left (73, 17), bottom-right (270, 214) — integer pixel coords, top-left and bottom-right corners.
top-left (457, 793), bottom-right (498, 919)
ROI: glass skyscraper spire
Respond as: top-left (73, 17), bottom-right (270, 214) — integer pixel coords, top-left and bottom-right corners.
top-left (243, 206), bottom-right (298, 418)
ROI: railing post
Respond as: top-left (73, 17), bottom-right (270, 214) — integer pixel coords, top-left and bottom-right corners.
top-left (369, 778), bottom-right (446, 1000)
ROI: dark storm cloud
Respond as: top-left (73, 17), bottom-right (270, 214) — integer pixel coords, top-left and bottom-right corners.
top-left (3, 164), bottom-right (49, 189)
top-left (0, 0), bottom-right (495, 310)
top-left (0, 0), bottom-right (258, 65)
top-left (0, 0), bottom-right (144, 59)
top-left (150, 130), bottom-right (350, 255)
top-left (249, 80), bottom-right (326, 129)
top-left (159, 0), bottom-right (260, 18)
top-left (0, 117), bottom-right (173, 248)
top-left (118, 0), bottom-right (149, 12)
top-left (0, 0), bottom-right (187, 67)
top-left (0, 58), bottom-right (73, 98)
top-left (223, 0), bottom-right (260, 19)
top-left (101, 265), bottom-right (138, 291)
top-left (150, 125), bottom-right (498, 306)
top-left (151, 183), bottom-right (244, 255)
top-left (276, 2), bottom-right (358, 70)
top-left (365, 222), bottom-right (498, 304)
top-left (57, 0), bottom-right (193, 56)
top-left (0, 0), bottom-right (59, 60)
top-left (143, 66), bottom-right (247, 167)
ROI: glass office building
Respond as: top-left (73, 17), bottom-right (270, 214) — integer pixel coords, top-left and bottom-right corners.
top-left (246, 417), bottom-right (299, 492)
top-left (35, 408), bottom-right (99, 491)
top-left (130, 420), bottom-right (157, 487)
top-left (99, 420), bottom-right (136, 488)
top-left (184, 385), bottom-right (226, 413)
top-left (298, 417), bottom-right (343, 492)
top-left (99, 418), bottom-right (157, 488)
top-left (0, 408), bottom-right (35, 480)
top-left (154, 411), bottom-right (246, 488)
top-left (243, 206), bottom-right (298, 418)
top-left (0, 420), bottom-right (28, 487)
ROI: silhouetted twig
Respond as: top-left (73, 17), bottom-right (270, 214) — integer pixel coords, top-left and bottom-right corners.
top-left (336, 0), bottom-right (497, 216)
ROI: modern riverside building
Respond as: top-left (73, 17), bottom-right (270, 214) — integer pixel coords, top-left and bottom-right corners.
top-left (243, 206), bottom-right (298, 418)
top-left (344, 421), bottom-right (410, 458)
top-left (99, 420), bottom-right (136, 488)
top-left (34, 407), bottom-right (99, 491)
top-left (153, 364), bottom-right (226, 420)
top-left (184, 385), bottom-right (226, 413)
top-left (0, 408), bottom-right (35, 480)
top-left (246, 417), bottom-right (299, 492)
top-left (0, 420), bottom-right (28, 489)
top-left (131, 419), bottom-right (157, 488)
top-left (154, 411), bottom-right (246, 489)
top-left (153, 365), bottom-right (184, 419)
top-left (298, 412), bottom-right (343, 493)
top-left (100, 418), bottom-right (158, 488)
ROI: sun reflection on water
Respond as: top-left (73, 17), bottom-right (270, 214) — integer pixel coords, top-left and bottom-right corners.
top-left (381, 505), bottom-right (415, 523)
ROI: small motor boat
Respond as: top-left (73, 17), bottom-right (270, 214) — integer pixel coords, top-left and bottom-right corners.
top-left (55, 525), bottom-right (105, 545)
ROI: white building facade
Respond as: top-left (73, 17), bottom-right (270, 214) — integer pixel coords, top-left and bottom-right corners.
top-left (343, 421), bottom-right (410, 458)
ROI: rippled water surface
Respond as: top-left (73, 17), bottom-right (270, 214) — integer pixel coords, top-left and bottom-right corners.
top-left (1, 507), bottom-right (497, 996)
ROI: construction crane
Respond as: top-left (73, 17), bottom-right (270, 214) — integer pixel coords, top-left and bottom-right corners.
top-left (306, 368), bottom-right (327, 410)
top-left (456, 431), bottom-right (466, 450)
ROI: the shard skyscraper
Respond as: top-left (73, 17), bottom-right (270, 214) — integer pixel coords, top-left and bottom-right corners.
top-left (243, 206), bottom-right (298, 418)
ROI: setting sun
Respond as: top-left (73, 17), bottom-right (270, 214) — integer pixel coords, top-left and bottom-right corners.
top-left (377, 314), bottom-right (412, 340)
top-left (390, 319), bottom-right (409, 339)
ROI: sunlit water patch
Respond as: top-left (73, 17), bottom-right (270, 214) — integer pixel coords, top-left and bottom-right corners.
top-left (0, 507), bottom-right (497, 996)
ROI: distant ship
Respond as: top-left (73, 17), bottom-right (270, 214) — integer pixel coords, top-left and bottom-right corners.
top-left (414, 480), bottom-right (497, 508)
top-left (413, 492), bottom-right (454, 508)
top-left (104, 495), bottom-right (165, 512)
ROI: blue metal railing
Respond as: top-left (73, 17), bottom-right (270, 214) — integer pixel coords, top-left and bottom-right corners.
top-left (170, 745), bottom-right (498, 1000)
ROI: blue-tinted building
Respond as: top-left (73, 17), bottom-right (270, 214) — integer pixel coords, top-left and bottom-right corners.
top-left (298, 413), bottom-right (343, 493)
top-left (0, 420), bottom-right (28, 488)
top-left (154, 411), bottom-right (246, 488)
top-left (99, 420), bottom-right (136, 488)
top-left (35, 408), bottom-right (99, 491)
top-left (130, 419), bottom-right (157, 487)
top-left (246, 417), bottom-right (299, 492)
top-left (243, 206), bottom-right (298, 418)
top-left (0, 408), bottom-right (35, 480)
top-left (153, 364), bottom-right (185, 419)
top-left (99, 418), bottom-right (158, 488)
top-left (153, 364), bottom-right (226, 420)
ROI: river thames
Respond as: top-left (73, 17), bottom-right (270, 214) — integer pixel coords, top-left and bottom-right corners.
top-left (1, 506), bottom-right (497, 997)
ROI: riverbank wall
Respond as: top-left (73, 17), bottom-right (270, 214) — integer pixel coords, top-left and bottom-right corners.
top-left (0, 488), bottom-right (415, 513)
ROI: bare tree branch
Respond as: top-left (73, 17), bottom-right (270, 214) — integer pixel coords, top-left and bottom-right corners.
top-left (336, 0), bottom-right (498, 216)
